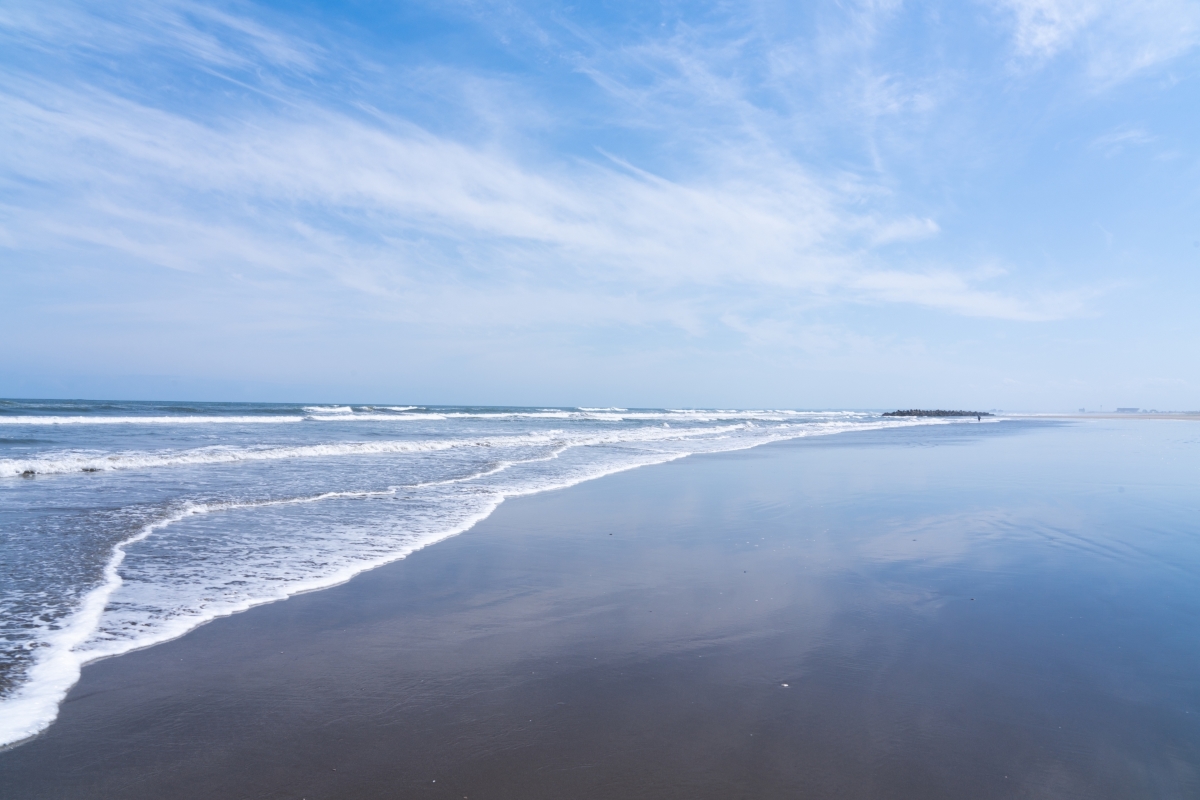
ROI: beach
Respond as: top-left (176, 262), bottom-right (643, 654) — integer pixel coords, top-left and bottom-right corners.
top-left (2, 418), bottom-right (1198, 798)
top-left (1020, 413), bottom-right (1200, 421)
top-left (6, 0), bottom-right (1199, 795)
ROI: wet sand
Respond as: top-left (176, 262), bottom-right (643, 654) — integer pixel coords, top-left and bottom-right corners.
top-left (1014, 413), bottom-right (1200, 420)
top-left (2, 420), bottom-right (1198, 799)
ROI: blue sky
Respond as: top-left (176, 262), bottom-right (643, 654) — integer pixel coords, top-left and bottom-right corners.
top-left (1, 0), bottom-right (1198, 409)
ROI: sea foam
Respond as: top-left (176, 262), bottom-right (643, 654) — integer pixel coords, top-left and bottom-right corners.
top-left (0, 406), bottom-right (993, 749)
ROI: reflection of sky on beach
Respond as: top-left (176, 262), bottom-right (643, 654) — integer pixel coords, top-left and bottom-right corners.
top-left (381, 418), bottom-right (1200, 795)
top-left (4, 418), bottom-right (1198, 797)
top-left (371, 417), bottom-right (1200, 681)
top-left (453, 420), bottom-right (1200, 758)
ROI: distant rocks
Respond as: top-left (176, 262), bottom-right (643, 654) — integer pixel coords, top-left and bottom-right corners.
top-left (882, 409), bottom-right (993, 418)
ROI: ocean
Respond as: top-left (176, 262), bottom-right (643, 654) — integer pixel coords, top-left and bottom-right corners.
top-left (0, 399), bottom-right (973, 748)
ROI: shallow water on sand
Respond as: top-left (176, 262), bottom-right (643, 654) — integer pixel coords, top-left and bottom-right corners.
top-left (0, 400), bottom-right (955, 747)
top-left (0, 418), bottom-right (1197, 798)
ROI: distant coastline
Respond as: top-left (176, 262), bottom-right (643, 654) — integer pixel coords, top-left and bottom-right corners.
top-left (883, 410), bottom-right (1200, 421)
top-left (882, 409), bottom-right (993, 418)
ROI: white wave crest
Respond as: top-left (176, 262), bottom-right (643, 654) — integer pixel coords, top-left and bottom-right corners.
top-left (0, 433), bottom-right (562, 477)
top-left (0, 414), bottom-right (999, 748)
top-left (0, 415), bottom-right (304, 425)
top-left (0, 416), bottom-right (969, 478)
top-left (0, 409), bottom-right (879, 426)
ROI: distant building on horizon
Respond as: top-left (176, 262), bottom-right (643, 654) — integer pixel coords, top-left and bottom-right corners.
top-left (1116, 408), bottom-right (1139, 413)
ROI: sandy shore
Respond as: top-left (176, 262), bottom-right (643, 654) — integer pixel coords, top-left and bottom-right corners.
top-left (2, 419), bottom-right (1198, 799)
top-left (1010, 413), bottom-right (1200, 421)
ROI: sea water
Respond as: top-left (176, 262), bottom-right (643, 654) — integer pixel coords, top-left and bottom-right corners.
top-left (0, 399), bottom-right (976, 747)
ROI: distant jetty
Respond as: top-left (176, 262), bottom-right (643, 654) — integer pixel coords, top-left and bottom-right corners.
top-left (882, 409), bottom-right (993, 418)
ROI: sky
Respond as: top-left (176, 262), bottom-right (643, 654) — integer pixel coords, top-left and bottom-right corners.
top-left (1, 0), bottom-right (1198, 410)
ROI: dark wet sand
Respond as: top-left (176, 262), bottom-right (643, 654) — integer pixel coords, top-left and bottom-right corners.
top-left (2, 420), bottom-right (1199, 799)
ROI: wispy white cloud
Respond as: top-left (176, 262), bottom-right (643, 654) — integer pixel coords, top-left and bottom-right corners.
top-left (996, 0), bottom-right (1102, 62)
top-left (0, 0), bottom-right (1094, 345)
top-left (0, 0), bottom-right (319, 71)
top-left (1089, 125), bottom-right (1156, 157)
top-left (851, 269), bottom-right (1094, 321)
top-left (993, 0), bottom-right (1200, 85)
